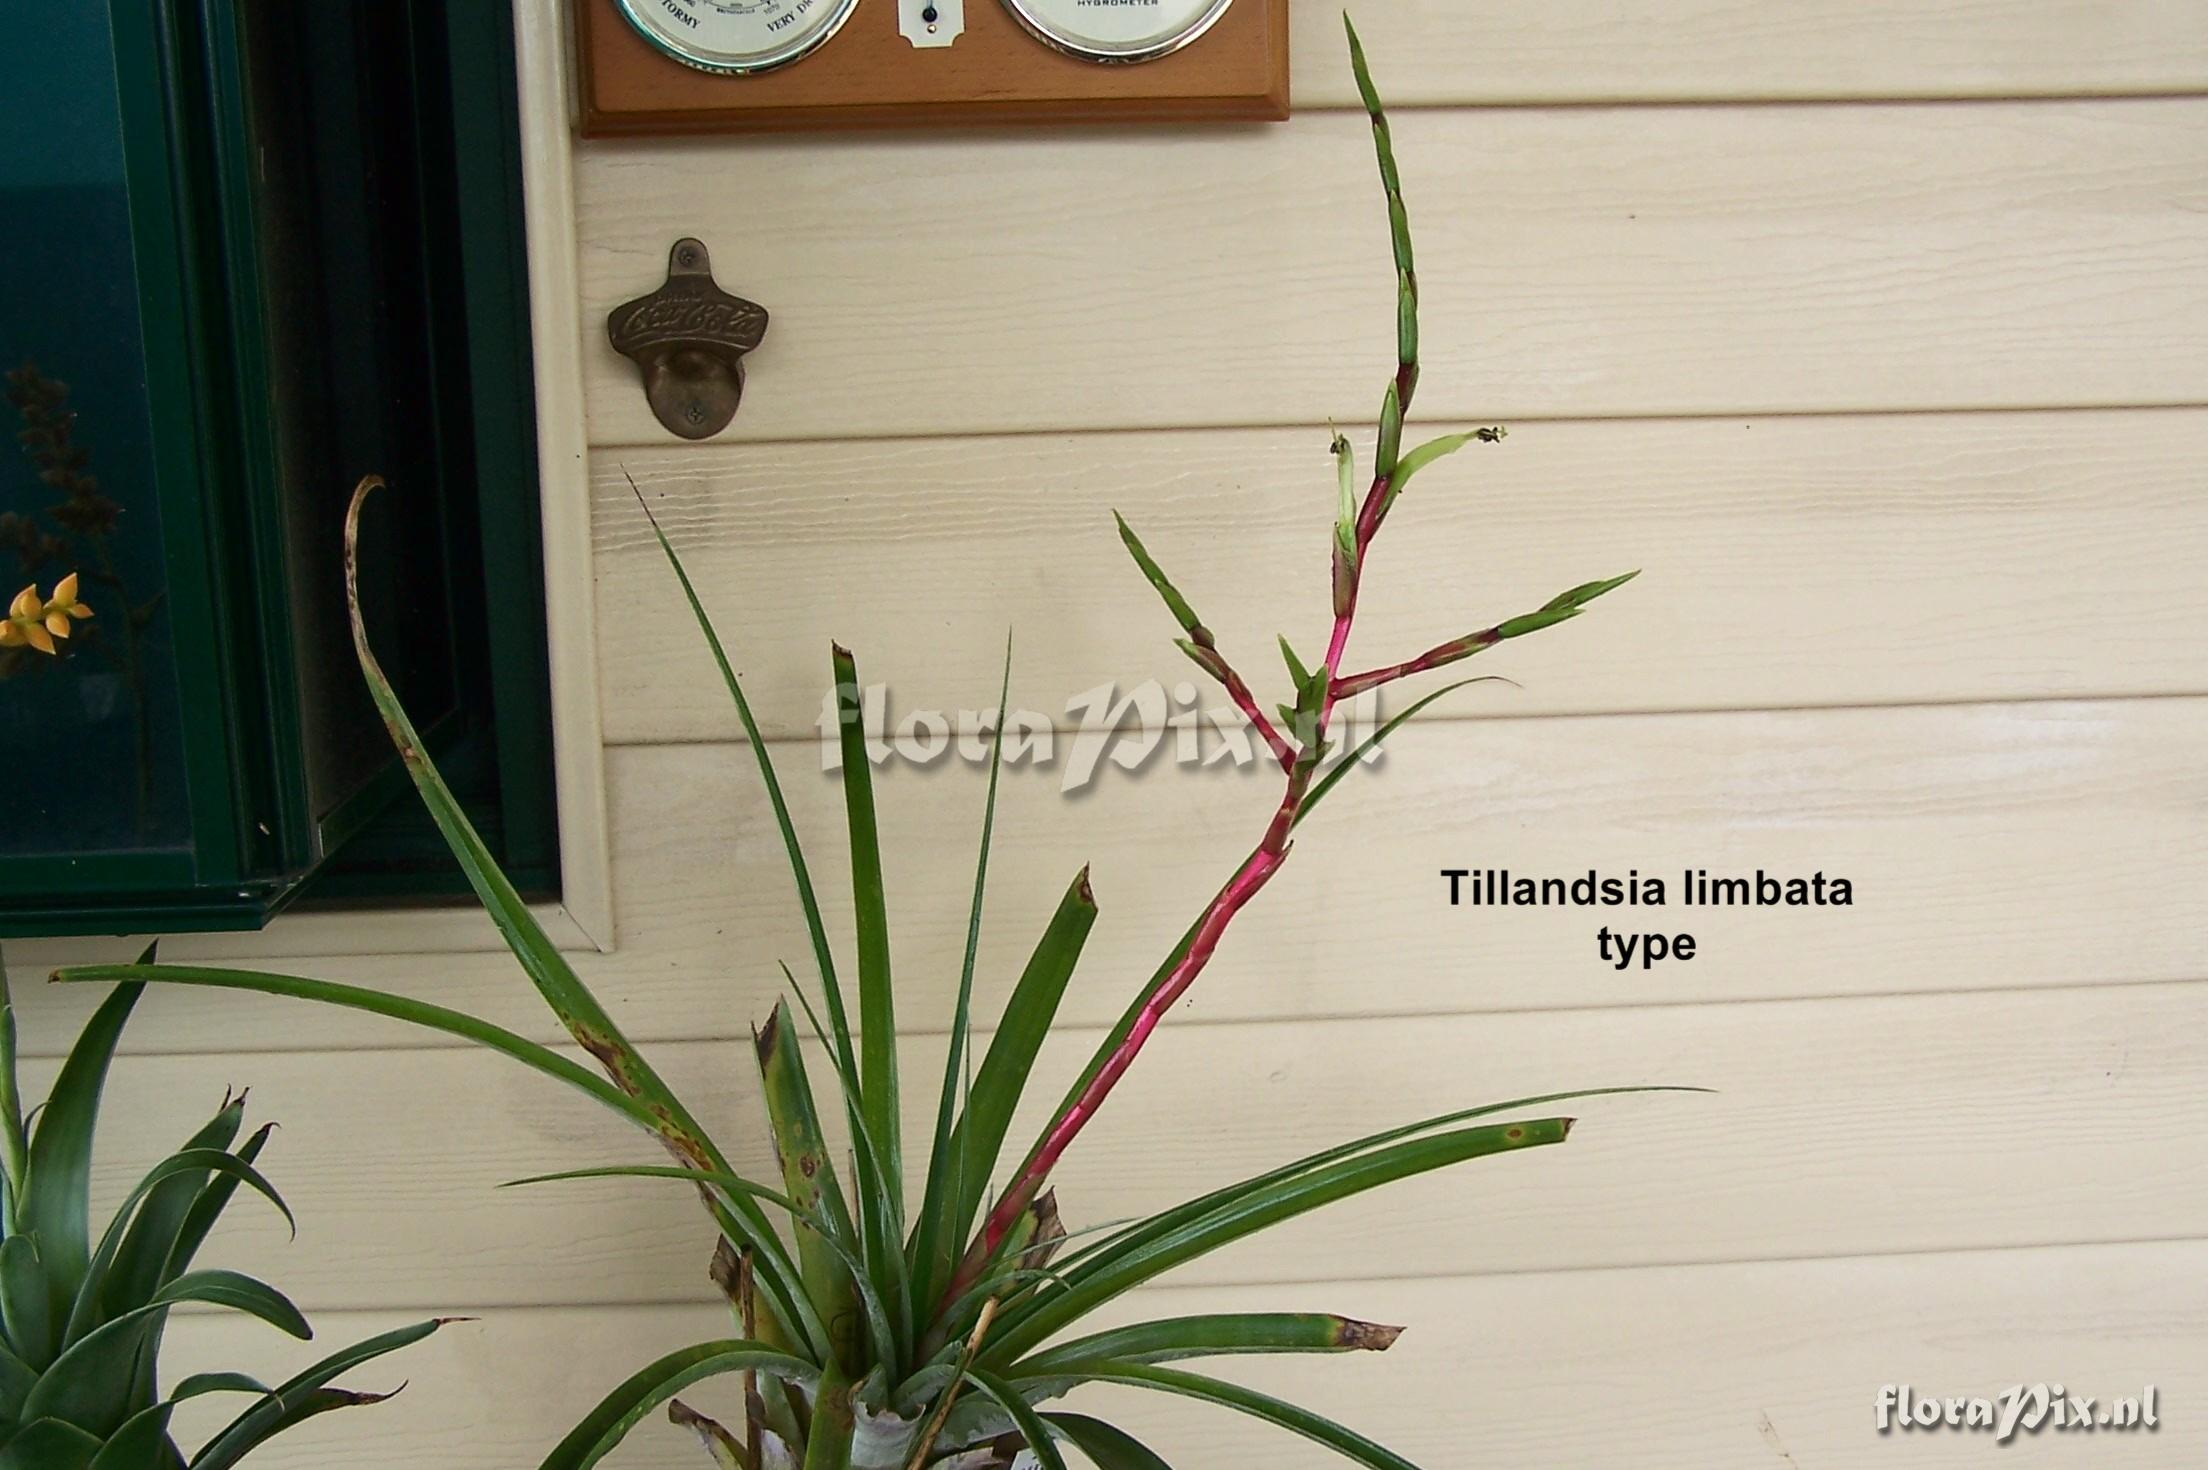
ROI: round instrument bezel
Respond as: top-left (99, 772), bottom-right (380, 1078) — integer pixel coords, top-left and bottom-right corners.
top-left (610, 0), bottom-right (862, 75)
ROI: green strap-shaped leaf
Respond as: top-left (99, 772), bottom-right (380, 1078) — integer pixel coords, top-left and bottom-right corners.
top-left (195, 1388), bottom-right (392, 1463)
top-left (126, 1124), bottom-right (282, 1418)
top-left (43, 969), bottom-right (815, 1340)
top-left (1047, 1361), bottom-right (1419, 1470)
top-left (1043, 1087), bottom-right (1686, 1293)
top-left (1040, 1412), bottom-right (1174, 1470)
top-left (22, 1297), bottom-right (181, 1430)
top-left (629, 479), bottom-right (860, 1100)
top-left (756, 1001), bottom-right (862, 1368)
top-left (85, 1400), bottom-right (173, 1470)
top-left (0, 1419), bottom-right (101, 1470)
top-left (65, 1146), bottom-right (292, 1350)
top-left (49, 967), bottom-right (668, 1141)
top-left (832, 644), bottom-right (901, 1210)
top-left (828, 662), bottom-right (915, 1363)
top-left (167, 1373), bottom-right (268, 1400)
top-left (775, 963), bottom-right (912, 1363)
top-left (162, 1122), bottom-right (270, 1290)
top-left (963, 1368), bottom-right (1069, 1470)
top-left (802, 1359), bottom-right (854, 1470)
top-left (190, 1317), bottom-right (448, 1470)
top-left (47, 965), bottom-right (817, 1351)
top-left (501, 1164), bottom-right (810, 1218)
top-left (340, 482), bottom-right (740, 1212)
top-left (629, 486), bottom-right (877, 1360)
top-left (944, 872), bottom-right (1097, 1274)
top-left (499, 1162), bottom-right (833, 1365)
top-left (0, 956), bottom-right (31, 1219)
top-left (0, 1237), bottom-right (52, 1371)
top-left (153, 1270), bottom-right (309, 1339)
top-left (912, 639), bottom-right (1015, 1330)
top-left (22, 980), bottom-right (142, 1325)
top-left (1007, 915), bottom-right (1198, 1201)
top-left (99, 1095), bottom-right (244, 1318)
top-left (987, 1119), bottom-right (1574, 1361)
top-left (994, 1088), bottom-right (1686, 1370)
top-left (0, 1340), bottom-right (35, 1417)
top-left (535, 1339), bottom-right (815, 1470)
top-left (967, 918), bottom-right (1202, 1319)
top-left (24, 1269), bottom-right (303, 1439)
top-left (1013, 1312), bottom-right (1398, 1378)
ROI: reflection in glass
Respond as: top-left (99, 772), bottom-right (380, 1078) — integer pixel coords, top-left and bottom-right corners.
top-left (0, 5), bottom-right (192, 859)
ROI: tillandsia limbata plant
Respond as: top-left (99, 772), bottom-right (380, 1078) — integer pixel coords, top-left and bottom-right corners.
top-left (0, 955), bottom-right (441, 1468)
top-left (59, 19), bottom-right (1676, 1469)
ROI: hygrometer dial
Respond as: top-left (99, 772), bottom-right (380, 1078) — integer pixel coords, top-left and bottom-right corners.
top-left (999, 0), bottom-right (1235, 63)
top-left (613, 0), bottom-right (859, 75)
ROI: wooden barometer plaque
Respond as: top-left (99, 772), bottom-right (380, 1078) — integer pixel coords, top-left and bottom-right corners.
top-left (573, 0), bottom-right (1290, 135)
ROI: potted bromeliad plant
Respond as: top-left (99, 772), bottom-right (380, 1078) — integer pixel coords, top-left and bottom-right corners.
top-left (0, 957), bottom-right (441, 1466)
top-left (59, 20), bottom-right (1674, 1469)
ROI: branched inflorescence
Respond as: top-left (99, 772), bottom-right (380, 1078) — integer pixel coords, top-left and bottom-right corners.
top-left (960, 19), bottom-right (1637, 1287)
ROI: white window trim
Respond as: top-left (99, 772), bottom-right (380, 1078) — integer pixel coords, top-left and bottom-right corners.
top-left (510, 0), bottom-right (616, 953)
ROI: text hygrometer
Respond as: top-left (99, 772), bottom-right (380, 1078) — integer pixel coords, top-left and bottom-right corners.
top-left (612, 0), bottom-right (860, 75)
top-left (999, 0), bottom-right (1237, 63)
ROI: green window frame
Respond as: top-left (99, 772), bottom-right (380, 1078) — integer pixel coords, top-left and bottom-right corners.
top-left (0, 0), bottom-right (556, 936)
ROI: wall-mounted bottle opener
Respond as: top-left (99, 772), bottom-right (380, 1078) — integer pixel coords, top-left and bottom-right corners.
top-left (607, 238), bottom-right (767, 440)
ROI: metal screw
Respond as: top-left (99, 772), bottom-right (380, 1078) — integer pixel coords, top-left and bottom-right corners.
top-left (686, 401), bottom-right (707, 425)
top-left (677, 244), bottom-right (700, 268)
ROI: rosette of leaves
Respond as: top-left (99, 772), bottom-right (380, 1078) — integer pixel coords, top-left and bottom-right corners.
top-left (61, 18), bottom-right (1683, 1469)
top-left (0, 958), bottom-right (442, 1468)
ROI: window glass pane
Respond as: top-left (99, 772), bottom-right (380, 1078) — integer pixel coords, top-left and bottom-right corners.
top-left (0, 6), bottom-right (194, 859)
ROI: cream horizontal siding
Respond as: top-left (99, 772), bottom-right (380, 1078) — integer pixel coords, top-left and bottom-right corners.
top-left (19, 3), bottom-right (2208, 1466)
top-left (48, 979), bottom-right (2208, 1311)
top-left (171, 1240), bottom-right (2208, 1467)
top-left (1289, 2), bottom-right (2208, 103)
top-left (591, 410), bottom-right (2208, 742)
top-left (575, 101), bottom-right (2208, 444)
top-left (21, 697), bottom-right (2208, 1054)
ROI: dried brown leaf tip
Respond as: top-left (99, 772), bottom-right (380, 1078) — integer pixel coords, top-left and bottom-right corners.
top-left (1018, 1188), bottom-right (1067, 1271)
top-left (1337, 1318), bottom-right (1406, 1352)
top-left (710, 1236), bottom-right (745, 1300)
top-left (668, 1398), bottom-right (746, 1468)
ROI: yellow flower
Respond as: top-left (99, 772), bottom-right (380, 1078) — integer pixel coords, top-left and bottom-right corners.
top-left (1, 573), bottom-right (93, 656)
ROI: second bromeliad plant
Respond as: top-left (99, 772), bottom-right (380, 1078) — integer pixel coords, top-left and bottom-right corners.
top-left (62, 21), bottom-right (1661, 1470)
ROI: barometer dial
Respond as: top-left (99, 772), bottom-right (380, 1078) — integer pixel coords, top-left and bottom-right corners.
top-left (999, 0), bottom-right (1235, 63)
top-left (613, 0), bottom-right (860, 75)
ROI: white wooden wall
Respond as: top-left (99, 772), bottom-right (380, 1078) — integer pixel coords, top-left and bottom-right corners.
top-left (21, 3), bottom-right (2208, 1464)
